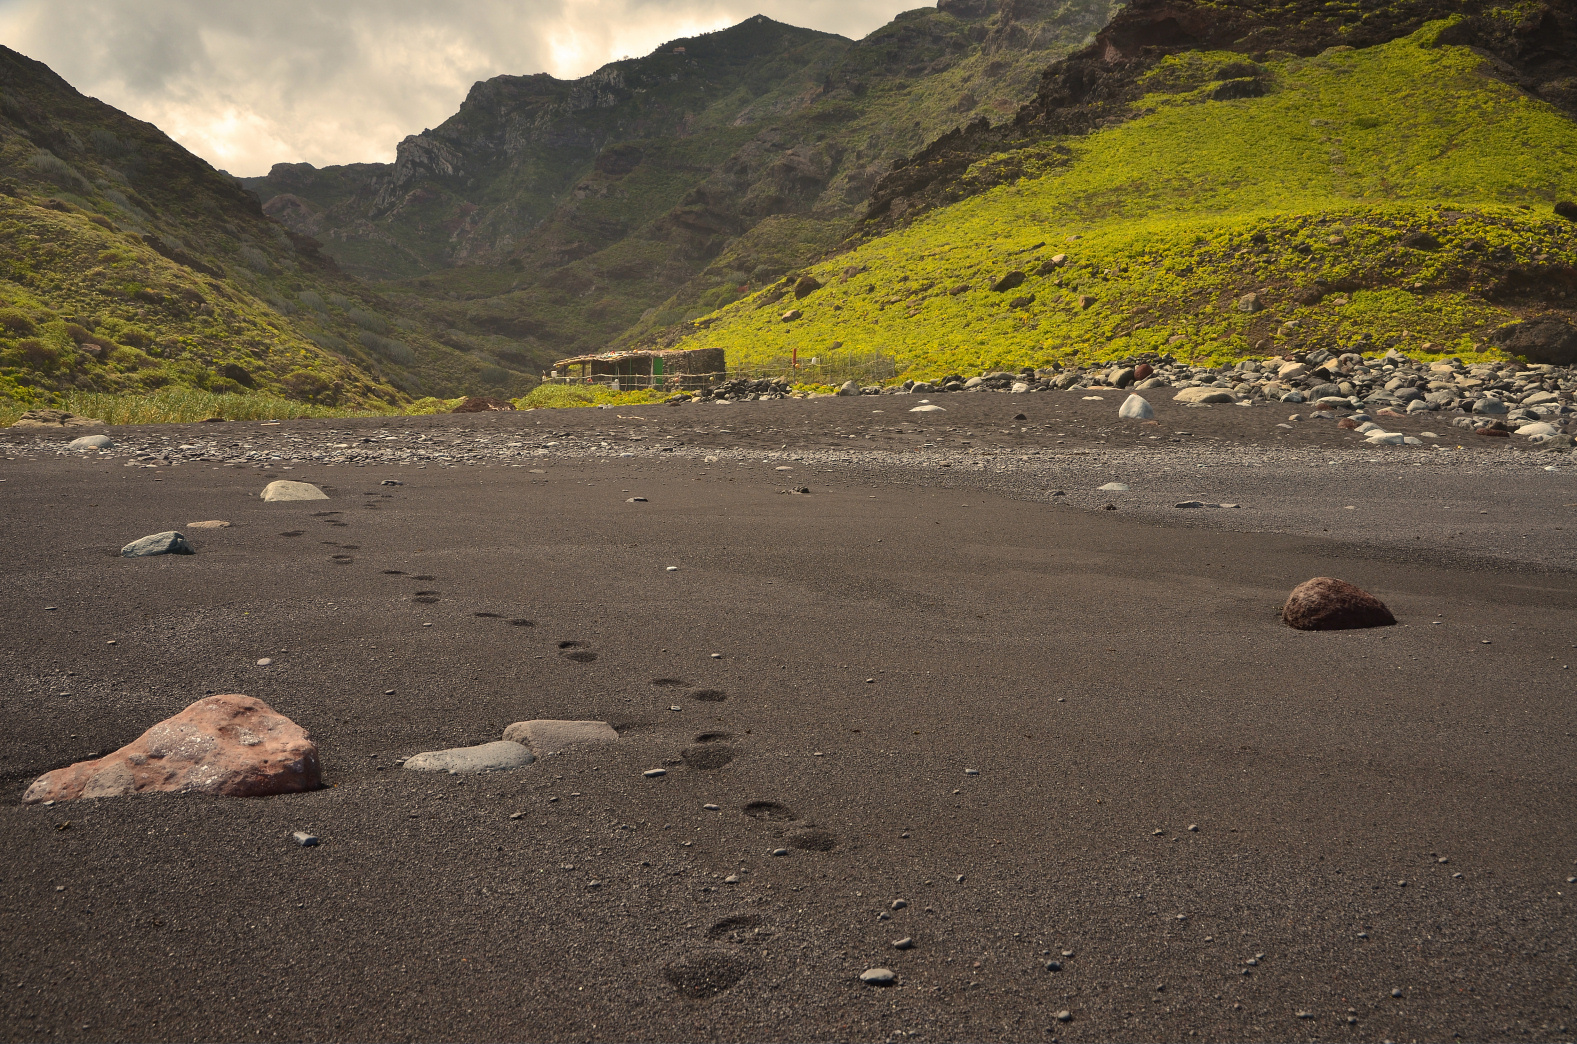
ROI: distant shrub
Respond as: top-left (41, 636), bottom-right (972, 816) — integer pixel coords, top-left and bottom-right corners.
top-left (118, 326), bottom-right (155, 349)
top-left (281, 369), bottom-right (335, 401)
top-left (15, 337), bottom-right (58, 368)
top-left (358, 330), bottom-right (416, 365)
top-left (89, 128), bottom-right (125, 155)
top-left (325, 293), bottom-right (351, 309)
top-left (346, 307), bottom-right (389, 334)
top-left (478, 365), bottom-right (509, 385)
top-left (0, 308), bottom-right (36, 336)
top-left (27, 149), bottom-right (87, 186)
top-left (307, 331), bottom-right (348, 351)
top-left (297, 290), bottom-right (325, 310)
top-left (240, 245), bottom-right (270, 272)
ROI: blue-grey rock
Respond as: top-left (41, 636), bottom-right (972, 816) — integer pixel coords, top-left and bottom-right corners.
top-left (120, 531), bottom-right (194, 557)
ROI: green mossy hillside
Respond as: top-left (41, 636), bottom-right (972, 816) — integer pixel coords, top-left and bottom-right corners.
top-left (674, 25), bottom-right (1577, 377)
top-left (0, 46), bottom-right (538, 418)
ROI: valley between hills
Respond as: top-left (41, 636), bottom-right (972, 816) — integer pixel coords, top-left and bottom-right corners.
top-left (3, 4), bottom-right (1577, 1041)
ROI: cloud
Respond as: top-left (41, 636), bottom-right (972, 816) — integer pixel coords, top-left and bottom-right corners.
top-left (0, 0), bottom-right (922, 176)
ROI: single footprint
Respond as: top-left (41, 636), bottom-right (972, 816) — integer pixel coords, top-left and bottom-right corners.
top-left (651, 678), bottom-right (689, 688)
top-left (412, 575), bottom-right (436, 581)
top-left (331, 555), bottom-right (354, 564)
top-left (682, 745), bottom-right (734, 771)
top-left (558, 640), bottom-right (597, 663)
top-left (706, 914), bottom-right (764, 941)
top-left (662, 952), bottom-right (751, 997)
top-left (326, 520), bottom-right (348, 527)
top-left (382, 570), bottom-right (407, 575)
top-left (787, 828), bottom-right (838, 852)
top-left (509, 619), bottom-right (535, 627)
top-left (693, 732), bottom-right (731, 743)
top-left (474, 612), bottom-right (501, 619)
top-left (742, 800), bottom-right (796, 822)
top-left (690, 689), bottom-right (727, 703)
top-left (279, 531), bottom-right (303, 537)
top-left (413, 592), bottom-right (440, 604)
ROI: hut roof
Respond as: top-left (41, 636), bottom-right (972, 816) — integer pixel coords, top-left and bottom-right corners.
top-left (553, 346), bottom-right (714, 367)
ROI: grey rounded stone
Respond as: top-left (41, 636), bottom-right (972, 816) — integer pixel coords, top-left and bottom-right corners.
top-left (402, 740), bottom-right (535, 774)
top-left (1118, 394), bottom-right (1154, 420)
top-left (859, 968), bottom-right (895, 985)
top-left (67, 434), bottom-right (115, 451)
top-left (120, 531), bottom-right (195, 558)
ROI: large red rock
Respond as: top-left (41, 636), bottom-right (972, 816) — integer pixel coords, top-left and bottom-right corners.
top-left (23, 695), bottom-right (319, 803)
top-left (1282, 577), bottom-right (1396, 631)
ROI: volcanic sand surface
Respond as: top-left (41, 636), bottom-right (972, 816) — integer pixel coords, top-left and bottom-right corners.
top-left (2, 400), bottom-right (1576, 1042)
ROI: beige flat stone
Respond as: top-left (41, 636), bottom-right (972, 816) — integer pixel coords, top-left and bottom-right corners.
top-left (503, 719), bottom-right (618, 754)
top-left (261, 480), bottom-right (328, 502)
top-left (1173, 387), bottom-right (1237, 404)
top-left (187, 520), bottom-right (231, 528)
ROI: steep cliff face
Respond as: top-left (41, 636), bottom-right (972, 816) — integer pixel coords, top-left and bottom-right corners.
top-left (243, 2), bottom-right (1115, 364)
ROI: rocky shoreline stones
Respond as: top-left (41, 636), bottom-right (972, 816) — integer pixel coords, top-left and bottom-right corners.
top-left (23, 695), bottom-right (320, 803)
top-left (1282, 577), bottom-right (1396, 631)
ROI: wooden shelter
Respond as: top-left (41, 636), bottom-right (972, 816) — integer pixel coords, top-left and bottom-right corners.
top-left (549, 346), bottom-right (724, 390)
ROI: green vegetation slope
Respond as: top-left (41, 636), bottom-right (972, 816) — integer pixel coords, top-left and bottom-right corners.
top-left (0, 47), bottom-right (539, 416)
top-left (669, 17), bottom-right (1577, 378)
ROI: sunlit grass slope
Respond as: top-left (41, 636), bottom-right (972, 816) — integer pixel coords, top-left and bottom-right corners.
top-left (680, 23), bottom-right (1577, 378)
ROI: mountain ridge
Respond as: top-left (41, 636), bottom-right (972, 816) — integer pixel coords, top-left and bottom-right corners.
top-left (244, 1), bottom-right (1117, 366)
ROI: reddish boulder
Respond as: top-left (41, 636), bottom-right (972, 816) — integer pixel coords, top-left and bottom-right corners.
top-left (23, 695), bottom-right (319, 803)
top-left (1282, 577), bottom-right (1395, 631)
top-left (1133, 363), bottom-right (1153, 381)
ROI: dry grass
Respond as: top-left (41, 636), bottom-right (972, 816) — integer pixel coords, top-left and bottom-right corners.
top-left (0, 388), bottom-right (395, 427)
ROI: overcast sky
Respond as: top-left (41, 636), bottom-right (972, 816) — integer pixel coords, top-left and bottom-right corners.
top-left (0, 0), bottom-right (924, 177)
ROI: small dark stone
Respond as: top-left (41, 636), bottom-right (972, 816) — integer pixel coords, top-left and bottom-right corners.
top-left (991, 271), bottom-right (1026, 292)
top-left (1555, 200), bottom-right (1577, 222)
top-left (793, 275), bottom-right (823, 299)
top-left (1282, 577), bottom-right (1395, 631)
top-left (1400, 230), bottom-right (1440, 250)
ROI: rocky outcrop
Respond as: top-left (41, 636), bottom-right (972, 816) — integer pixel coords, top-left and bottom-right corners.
top-left (1490, 315), bottom-right (1577, 366)
top-left (6, 409), bottom-right (104, 430)
top-left (23, 695), bottom-right (320, 803)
